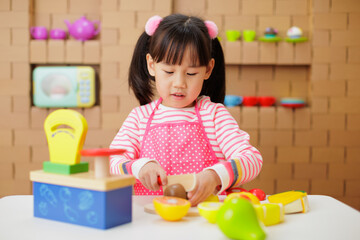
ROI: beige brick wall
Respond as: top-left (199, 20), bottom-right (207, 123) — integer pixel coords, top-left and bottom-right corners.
top-left (0, 0), bottom-right (359, 210)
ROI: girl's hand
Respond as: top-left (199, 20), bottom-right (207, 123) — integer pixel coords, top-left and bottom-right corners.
top-left (187, 170), bottom-right (221, 206)
top-left (138, 162), bottom-right (167, 191)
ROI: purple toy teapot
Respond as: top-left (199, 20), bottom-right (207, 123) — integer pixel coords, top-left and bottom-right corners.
top-left (64, 16), bottom-right (100, 41)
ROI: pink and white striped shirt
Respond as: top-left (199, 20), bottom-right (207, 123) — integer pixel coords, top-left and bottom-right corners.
top-left (110, 96), bottom-right (263, 193)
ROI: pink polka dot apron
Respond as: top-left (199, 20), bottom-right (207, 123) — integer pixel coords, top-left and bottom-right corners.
top-left (135, 98), bottom-right (218, 195)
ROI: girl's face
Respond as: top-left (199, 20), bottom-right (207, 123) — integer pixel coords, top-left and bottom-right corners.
top-left (146, 48), bottom-right (214, 108)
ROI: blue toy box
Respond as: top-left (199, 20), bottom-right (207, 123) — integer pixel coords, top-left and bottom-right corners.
top-left (31, 170), bottom-right (135, 229)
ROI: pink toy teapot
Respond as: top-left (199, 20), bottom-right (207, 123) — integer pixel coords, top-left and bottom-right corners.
top-left (64, 16), bottom-right (100, 41)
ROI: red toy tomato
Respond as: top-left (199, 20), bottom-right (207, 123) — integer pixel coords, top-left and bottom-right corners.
top-left (249, 188), bottom-right (266, 201)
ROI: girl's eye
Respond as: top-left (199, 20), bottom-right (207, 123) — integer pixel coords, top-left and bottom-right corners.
top-left (187, 73), bottom-right (197, 76)
top-left (164, 71), bottom-right (173, 74)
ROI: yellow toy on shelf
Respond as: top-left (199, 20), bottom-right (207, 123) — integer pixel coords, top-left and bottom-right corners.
top-left (268, 191), bottom-right (309, 214)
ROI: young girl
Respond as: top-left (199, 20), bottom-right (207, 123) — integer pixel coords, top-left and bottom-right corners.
top-left (110, 14), bottom-right (263, 206)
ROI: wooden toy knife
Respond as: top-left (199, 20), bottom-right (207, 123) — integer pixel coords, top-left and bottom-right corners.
top-left (158, 173), bottom-right (196, 192)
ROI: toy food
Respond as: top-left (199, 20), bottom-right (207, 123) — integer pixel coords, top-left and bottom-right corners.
top-left (249, 188), bottom-right (266, 201)
top-left (164, 183), bottom-right (187, 199)
top-left (217, 198), bottom-right (266, 240)
top-left (254, 203), bottom-right (284, 226)
top-left (268, 190), bottom-right (309, 214)
top-left (226, 187), bottom-right (248, 194)
top-left (153, 196), bottom-right (190, 221)
top-left (225, 192), bottom-right (260, 205)
top-left (197, 202), bottom-right (223, 224)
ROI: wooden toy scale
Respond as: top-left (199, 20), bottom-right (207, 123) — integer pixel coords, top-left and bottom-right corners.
top-left (30, 109), bottom-right (135, 229)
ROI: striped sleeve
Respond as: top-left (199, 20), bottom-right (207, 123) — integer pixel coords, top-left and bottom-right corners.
top-left (109, 108), bottom-right (140, 175)
top-left (205, 103), bottom-right (263, 193)
top-left (109, 104), bottom-right (159, 178)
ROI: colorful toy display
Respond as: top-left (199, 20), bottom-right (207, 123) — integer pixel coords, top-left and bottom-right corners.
top-left (30, 109), bottom-right (135, 229)
top-left (216, 198), bottom-right (266, 240)
top-left (268, 190), bottom-right (309, 214)
top-left (65, 16), bottom-right (101, 41)
top-left (153, 196), bottom-right (191, 221)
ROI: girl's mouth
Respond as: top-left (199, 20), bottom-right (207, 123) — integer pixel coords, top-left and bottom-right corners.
top-left (171, 93), bottom-right (185, 99)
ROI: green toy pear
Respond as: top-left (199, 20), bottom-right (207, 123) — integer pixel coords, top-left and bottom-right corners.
top-left (216, 197), bottom-right (266, 240)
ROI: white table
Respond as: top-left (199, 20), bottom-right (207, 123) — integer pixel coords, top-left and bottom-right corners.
top-left (0, 195), bottom-right (359, 240)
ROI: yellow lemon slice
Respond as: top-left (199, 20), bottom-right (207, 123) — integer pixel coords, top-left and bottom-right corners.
top-left (198, 202), bottom-right (223, 223)
top-left (153, 196), bottom-right (190, 221)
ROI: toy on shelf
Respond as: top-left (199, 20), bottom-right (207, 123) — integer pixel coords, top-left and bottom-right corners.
top-left (259, 27), bottom-right (281, 42)
top-left (286, 26), bottom-right (308, 43)
top-left (32, 66), bottom-right (96, 108)
top-left (30, 26), bottom-right (48, 40)
top-left (225, 30), bottom-right (241, 41)
top-left (30, 109), bottom-right (135, 229)
top-left (49, 28), bottom-right (67, 40)
top-left (65, 16), bottom-right (101, 41)
top-left (258, 96), bottom-right (276, 107)
top-left (243, 29), bottom-right (256, 42)
top-left (243, 96), bottom-right (259, 106)
top-left (268, 190), bottom-right (309, 214)
top-left (224, 95), bottom-right (243, 107)
top-left (281, 97), bottom-right (306, 108)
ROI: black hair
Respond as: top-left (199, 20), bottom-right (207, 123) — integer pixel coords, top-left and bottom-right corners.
top-left (128, 14), bottom-right (225, 105)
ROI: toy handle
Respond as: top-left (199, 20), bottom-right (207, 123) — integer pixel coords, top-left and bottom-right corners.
top-left (92, 20), bottom-right (101, 36)
top-left (157, 176), bottom-right (162, 186)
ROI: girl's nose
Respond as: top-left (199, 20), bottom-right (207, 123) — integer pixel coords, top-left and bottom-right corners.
top-left (173, 73), bottom-right (186, 88)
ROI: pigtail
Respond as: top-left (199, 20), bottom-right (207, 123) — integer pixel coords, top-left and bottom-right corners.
top-left (200, 38), bottom-right (226, 104)
top-left (128, 32), bottom-right (155, 105)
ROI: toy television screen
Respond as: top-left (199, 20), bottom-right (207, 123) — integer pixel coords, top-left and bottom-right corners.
top-left (33, 66), bottom-right (96, 108)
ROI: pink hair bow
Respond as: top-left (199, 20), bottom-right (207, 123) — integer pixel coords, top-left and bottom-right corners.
top-left (204, 20), bottom-right (218, 39)
top-left (145, 15), bottom-right (218, 39)
top-left (145, 15), bottom-right (163, 36)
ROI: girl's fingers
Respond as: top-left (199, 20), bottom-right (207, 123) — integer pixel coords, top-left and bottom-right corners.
top-left (158, 171), bottom-right (167, 186)
top-left (149, 173), bottom-right (159, 191)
